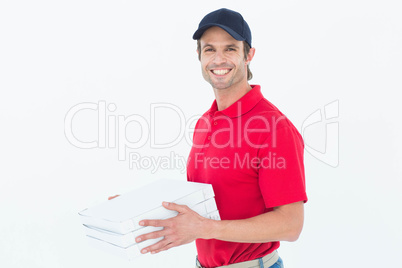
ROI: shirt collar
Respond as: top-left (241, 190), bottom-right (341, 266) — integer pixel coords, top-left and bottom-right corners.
top-left (207, 85), bottom-right (263, 118)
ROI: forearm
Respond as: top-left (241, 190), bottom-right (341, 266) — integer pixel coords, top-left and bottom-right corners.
top-left (136, 201), bottom-right (304, 254)
top-left (202, 201), bottom-right (304, 243)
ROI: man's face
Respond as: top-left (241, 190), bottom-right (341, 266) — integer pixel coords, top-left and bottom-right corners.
top-left (199, 26), bottom-right (249, 90)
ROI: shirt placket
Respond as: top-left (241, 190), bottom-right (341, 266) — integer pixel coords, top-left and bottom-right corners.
top-left (202, 112), bottom-right (221, 153)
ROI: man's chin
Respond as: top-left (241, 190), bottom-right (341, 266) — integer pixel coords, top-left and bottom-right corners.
top-left (207, 78), bottom-right (232, 90)
top-left (209, 82), bottom-right (231, 90)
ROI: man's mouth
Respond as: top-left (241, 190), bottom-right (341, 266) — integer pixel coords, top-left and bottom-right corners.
top-left (211, 69), bottom-right (231, 76)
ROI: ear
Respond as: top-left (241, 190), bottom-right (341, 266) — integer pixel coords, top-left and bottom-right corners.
top-left (246, 47), bottom-right (256, 64)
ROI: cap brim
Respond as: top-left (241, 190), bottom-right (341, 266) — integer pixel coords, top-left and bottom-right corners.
top-left (192, 23), bottom-right (245, 42)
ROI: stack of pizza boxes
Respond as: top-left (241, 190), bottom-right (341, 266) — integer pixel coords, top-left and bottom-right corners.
top-left (78, 179), bottom-right (220, 260)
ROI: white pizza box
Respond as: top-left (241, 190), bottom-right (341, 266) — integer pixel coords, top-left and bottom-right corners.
top-left (83, 198), bottom-right (219, 248)
top-left (86, 210), bottom-right (221, 261)
top-left (79, 179), bottom-right (215, 234)
top-left (87, 236), bottom-right (141, 261)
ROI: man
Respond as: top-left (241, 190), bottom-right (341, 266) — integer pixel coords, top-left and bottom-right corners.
top-left (135, 8), bottom-right (307, 268)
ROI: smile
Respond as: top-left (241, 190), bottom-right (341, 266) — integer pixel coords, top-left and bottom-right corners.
top-left (211, 69), bottom-right (231, 76)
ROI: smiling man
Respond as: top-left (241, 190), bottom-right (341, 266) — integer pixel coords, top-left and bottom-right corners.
top-left (135, 8), bottom-right (308, 268)
top-left (199, 26), bottom-right (251, 92)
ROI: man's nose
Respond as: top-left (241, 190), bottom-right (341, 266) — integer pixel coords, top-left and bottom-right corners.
top-left (212, 51), bottom-right (227, 65)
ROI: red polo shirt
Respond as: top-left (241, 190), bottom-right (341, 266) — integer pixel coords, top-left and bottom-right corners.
top-left (187, 85), bottom-right (307, 268)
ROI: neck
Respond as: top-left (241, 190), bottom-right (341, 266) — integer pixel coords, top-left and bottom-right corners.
top-left (213, 82), bottom-right (252, 111)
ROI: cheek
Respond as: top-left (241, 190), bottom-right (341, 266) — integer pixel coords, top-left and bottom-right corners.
top-left (200, 61), bottom-right (210, 77)
top-left (228, 55), bottom-right (244, 66)
top-left (237, 58), bottom-right (247, 69)
top-left (201, 59), bottom-right (211, 71)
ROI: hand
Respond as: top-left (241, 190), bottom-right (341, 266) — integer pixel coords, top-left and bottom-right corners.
top-left (135, 202), bottom-right (211, 254)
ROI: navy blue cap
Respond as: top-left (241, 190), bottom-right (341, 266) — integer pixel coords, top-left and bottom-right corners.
top-left (193, 8), bottom-right (252, 48)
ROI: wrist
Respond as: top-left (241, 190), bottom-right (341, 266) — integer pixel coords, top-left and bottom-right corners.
top-left (200, 217), bottom-right (221, 240)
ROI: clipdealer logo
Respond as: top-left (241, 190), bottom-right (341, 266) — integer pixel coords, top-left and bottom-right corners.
top-left (64, 101), bottom-right (200, 162)
top-left (301, 100), bottom-right (340, 167)
top-left (64, 99), bottom-right (340, 172)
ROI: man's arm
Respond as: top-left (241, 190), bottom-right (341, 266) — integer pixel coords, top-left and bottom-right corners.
top-left (208, 200), bottom-right (304, 243)
top-left (135, 200), bottom-right (304, 254)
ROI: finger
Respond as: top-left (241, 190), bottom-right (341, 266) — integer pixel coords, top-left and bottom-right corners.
top-left (108, 194), bottom-right (120, 200)
top-left (152, 242), bottom-right (175, 254)
top-left (162, 202), bottom-right (189, 213)
top-left (139, 218), bottom-right (169, 228)
top-left (141, 238), bottom-right (172, 254)
top-left (136, 229), bottom-right (166, 243)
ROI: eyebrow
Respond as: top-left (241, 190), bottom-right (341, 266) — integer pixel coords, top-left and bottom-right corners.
top-left (202, 43), bottom-right (240, 50)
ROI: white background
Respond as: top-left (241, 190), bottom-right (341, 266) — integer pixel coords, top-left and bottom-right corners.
top-left (1, 0), bottom-right (401, 267)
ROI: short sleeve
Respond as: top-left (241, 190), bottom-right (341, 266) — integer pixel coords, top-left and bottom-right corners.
top-left (257, 124), bottom-right (308, 208)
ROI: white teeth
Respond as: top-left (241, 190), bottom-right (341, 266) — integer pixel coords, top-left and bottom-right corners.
top-left (212, 69), bottom-right (230, 75)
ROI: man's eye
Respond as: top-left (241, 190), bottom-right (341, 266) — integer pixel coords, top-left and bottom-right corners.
top-left (204, 48), bottom-right (213, 52)
top-left (227, 48), bottom-right (236, 52)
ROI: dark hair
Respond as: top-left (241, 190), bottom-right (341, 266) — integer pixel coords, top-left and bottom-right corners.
top-left (196, 40), bottom-right (253, 81)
